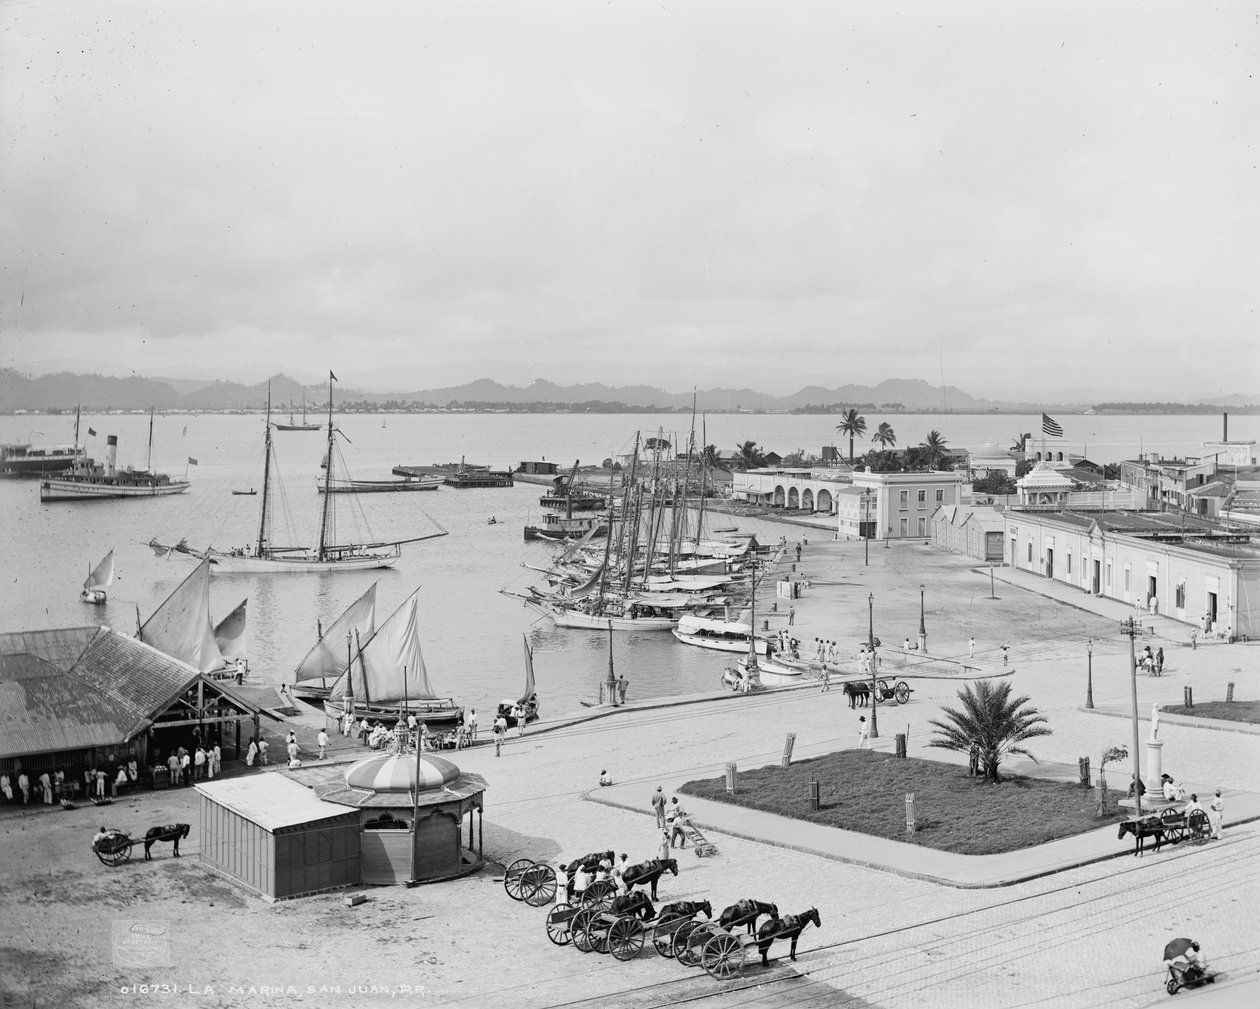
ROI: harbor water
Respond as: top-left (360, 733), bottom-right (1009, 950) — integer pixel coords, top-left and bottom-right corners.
top-left (1, 410), bottom-right (1254, 719)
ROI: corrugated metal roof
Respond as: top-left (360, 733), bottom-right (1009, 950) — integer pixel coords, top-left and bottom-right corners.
top-left (196, 774), bottom-right (358, 830)
top-left (0, 627), bottom-right (98, 670)
top-left (0, 652), bottom-right (63, 682)
top-left (0, 668), bottom-right (150, 758)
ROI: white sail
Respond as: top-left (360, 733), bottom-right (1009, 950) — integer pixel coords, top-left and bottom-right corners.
top-left (293, 582), bottom-right (377, 683)
top-left (140, 559), bottom-right (226, 673)
top-left (84, 550), bottom-right (115, 592)
top-left (330, 590), bottom-right (436, 704)
top-left (213, 599), bottom-right (248, 664)
top-left (519, 635), bottom-right (536, 706)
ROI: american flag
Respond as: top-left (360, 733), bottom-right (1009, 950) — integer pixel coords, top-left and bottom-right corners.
top-left (1042, 413), bottom-right (1064, 438)
top-left (187, 456), bottom-right (199, 466)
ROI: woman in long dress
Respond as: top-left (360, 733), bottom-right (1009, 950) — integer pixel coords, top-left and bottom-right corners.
top-left (246, 739), bottom-right (258, 767)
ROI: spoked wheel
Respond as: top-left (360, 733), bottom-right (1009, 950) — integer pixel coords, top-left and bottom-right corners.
top-left (584, 879), bottom-right (615, 908)
top-left (683, 923), bottom-right (718, 967)
top-left (672, 921), bottom-right (699, 964)
top-left (571, 909), bottom-right (597, 953)
top-left (894, 681), bottom-right (911, 704)
top-left (702, 932), bottom-right (746, 979)
top-left (522, 864), bottom-right (558, 906)
top-left (877, 678), bottom-right (892, 698)
top-left (652, 918), bottom-right (681, 958)
top-left (503, 858), bottom-right (534, 901)
top-left (545, 903), bottom-right (574, 946)
top-left (95, 839), bottom-right (133, 867)
top-left (1166, 977), bottom-right (1179, 996)
top-left (608, 917), bottom-right (645, 961)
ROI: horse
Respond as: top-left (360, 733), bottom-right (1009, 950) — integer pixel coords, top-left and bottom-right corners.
top-left (609, 891), bottom-right (655, 922)
top-left (719, 899), bottom-right (779, 936)
top-left (143, 823), bottom-right (191, 860)
top-left (843, 682), bottom-right (870, 709)
top-left (658, 899), bottom-right (712, 923)
top-left (1118, 816), bottom-right (1169, 856)
top-left (623, 857), bottom-right (678, 900)
top-left (756, 907), bottom-right (821, 966)
top-left (572, 850), bottom-right (615, 873)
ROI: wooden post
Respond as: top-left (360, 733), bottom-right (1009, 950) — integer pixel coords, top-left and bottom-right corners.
top-left (725, 762), bottom-right (737, 794)
top-left (905, 793), bottom-right (915, 833)
top-left (781, 733), bottom-right (796, 768)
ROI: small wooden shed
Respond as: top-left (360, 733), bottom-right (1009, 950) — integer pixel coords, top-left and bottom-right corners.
top-left (196, 775), bottom-right (360, 901)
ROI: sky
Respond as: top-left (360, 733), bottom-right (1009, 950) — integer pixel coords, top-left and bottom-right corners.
top-left (1, 1), bottom-right (1257, 400)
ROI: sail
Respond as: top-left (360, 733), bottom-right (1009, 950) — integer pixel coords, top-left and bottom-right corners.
top-left (140, 559), bottom-right (226, 673)
top-left (330, 590), bottom-right (435, 704)
top-left (565, 561), bottom-right (605, 599)
top-left (213, 599), bottom-right (248, 663)
top-left (84, 550), bottom-right (114, 592)
top-left (293, 582), bottom-right (377, 683)
top-left (519, 635), bottom-right (536, 705)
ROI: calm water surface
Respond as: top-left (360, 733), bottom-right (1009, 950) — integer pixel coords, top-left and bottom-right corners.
top-left (1, 411), bottom-right (1253, 718)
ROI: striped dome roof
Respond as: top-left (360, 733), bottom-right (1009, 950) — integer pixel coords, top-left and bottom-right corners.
top-left (344, 752), bottom-right (460, 793)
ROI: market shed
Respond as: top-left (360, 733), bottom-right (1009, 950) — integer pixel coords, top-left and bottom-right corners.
top-left (315, 751), bottom-right (486, 886)
top-left (196, 774), bottom-right (360, 901)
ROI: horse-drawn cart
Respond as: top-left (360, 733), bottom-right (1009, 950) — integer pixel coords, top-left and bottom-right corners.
top-left (92, 829), bottom-right (133, 867)
top-left (843, 678), bottom-right (913, 708)
top-left (503, 858), bottom-right (559, 906)
top-left (560, 896), bottom-right (712, 963)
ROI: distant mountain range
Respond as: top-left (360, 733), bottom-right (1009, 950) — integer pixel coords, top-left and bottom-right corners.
top-left (0, 368), bottom-right (1255, 413)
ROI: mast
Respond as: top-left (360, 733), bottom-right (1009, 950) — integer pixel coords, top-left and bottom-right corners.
top-left (146, 408), bottom-right (154, 472)
top-left (317, 371), bottom-right (336, 560)
top-left (73, 405), bottom-right (81, 453)
top-left (256, 386), bottom-right (274, 557)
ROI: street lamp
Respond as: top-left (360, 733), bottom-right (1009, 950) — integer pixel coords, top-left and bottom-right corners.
top-left (864, 488), bottom-right (871, 566)
top-left (1086, 638), bottom-right (1094, 709)
top-left (868, 593), bottom-right (879, 739)
top-left (1120, 618), bottom-right (1142, 816)
top-left (918, 583), bottom-right (927, 653)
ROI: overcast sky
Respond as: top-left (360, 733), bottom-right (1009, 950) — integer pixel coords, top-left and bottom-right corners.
top-left (1, 1), bottom-right (1256, 399)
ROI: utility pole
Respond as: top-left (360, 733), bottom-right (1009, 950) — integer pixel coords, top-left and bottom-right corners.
top-left (864, 488), bottom-right (870, 566)
top-left (868, 593), bottom-right (879, 739)
top-left (1086, 637), bottom-right (1094, 709)
top-left (918, 583), bottom-right (927, 653)
top-left (1120, 618), bottom-right (1142, 816)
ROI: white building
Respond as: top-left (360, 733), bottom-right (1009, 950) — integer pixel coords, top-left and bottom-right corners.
top-left (845, 469), bottom-right (968, 540)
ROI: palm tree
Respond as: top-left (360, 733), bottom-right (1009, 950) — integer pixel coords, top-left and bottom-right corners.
top-left (701, 444), bottom-right (723, 470)
top-left (733, 440), bottom-right (766, 471)
top-left (926, 679), bottom-right (1052, 782)
top-left (1009, 432), bottom-right (1031, 453)
top-left (920, 429), bottom-right (949, 470)
top-left (871, 422), bottom-right (897, 449)
top-left (835, 409), bottom-right (867, 463)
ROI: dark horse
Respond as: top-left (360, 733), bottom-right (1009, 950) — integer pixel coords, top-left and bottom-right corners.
top-left (144, 823), bottom-right (191, 860)
top-left (623, 857), bottom-right (678, 900)
top-left (756, 907), bottom-right (821, 966)
top-left (658, 899), bottom-right (712, 923)
top-left (609, 891), bottom-right (655, 922)
top-left (572, 850), bottom-right (615, 873)
top-left (843, 682), bottom-right (870, 708)
top-left (719, 899), bottom-right (779, 936)
top-left (1118, 816), bottom-right (1172, 856)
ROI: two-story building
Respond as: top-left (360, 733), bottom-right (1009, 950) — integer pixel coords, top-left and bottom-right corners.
top-left (845, 469), bottom-right (968, 540)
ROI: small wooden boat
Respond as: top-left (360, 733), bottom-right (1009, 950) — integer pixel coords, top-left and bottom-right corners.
top-left (317, 475), bottom-right (444, 494)
top-left (80, 549), bottom-right (114, 604)
top-left (232, 488), bottom-right (257, 496)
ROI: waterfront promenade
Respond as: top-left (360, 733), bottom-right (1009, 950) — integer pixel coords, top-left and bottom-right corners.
top-left (1, 535), bottom-right (1257, 1009)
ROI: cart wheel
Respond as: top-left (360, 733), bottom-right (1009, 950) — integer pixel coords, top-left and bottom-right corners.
top-left (609, 917), bottom-right (645, 961)
top-left (672, 921), bottom-right (700, 965)
top-left (546, 903), bottom-right (574, 946)
top-left (96, 839), bottom-right (133, 867)
top-left (571, 909), bottom-right (597, 953)
top-left (653, 919), bottom-right (680, 958)
top-left (504, 858), bottom-right (534, 901)
top-left (702, 932), bottom-right (746, 979)
top-left (1166, 977), bottom-right (1178, 995)
top-left (523, 864), bottom-right (558, 906)
top-left (684, 923), bottom-right (718, 967)
top-left (894, 681), bottom-right (911, 704)
top-left (584, 880), bottom-right (615, 908)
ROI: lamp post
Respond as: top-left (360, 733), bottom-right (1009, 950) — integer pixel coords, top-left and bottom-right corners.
top-left (1120, 618), bottom-right (1142, 816)
top-left (868, 593), bottom-right (879, 739)
top-left (1086, 637), bottom-right (1094, 709)
top-left (864, 488), bottom-right (870, 566)
top-left (918, 583), bottom-right (927, 653)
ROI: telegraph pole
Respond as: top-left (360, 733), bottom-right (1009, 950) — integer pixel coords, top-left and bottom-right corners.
top-left (1120, 618), bottom-right (1142, 816)
top-left (1086, 638), bottom-right (1094, 709)
top-left (868, 593), bottom-right (879, 739)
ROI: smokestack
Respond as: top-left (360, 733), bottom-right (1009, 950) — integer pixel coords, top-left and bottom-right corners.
top-left (105, 435), bottom-right (117, 477)
top-left (1224, 411), bottom-right (1229, 441)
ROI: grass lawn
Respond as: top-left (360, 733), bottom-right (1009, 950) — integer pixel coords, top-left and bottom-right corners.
top-left (678, 750), bottom-right (1106, 855)
top-left (1163, 700), bottom-right (1260, 725)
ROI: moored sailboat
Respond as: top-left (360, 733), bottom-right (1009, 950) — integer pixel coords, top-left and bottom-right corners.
top-left (290, 582), bottom-right (378, 702)
top-left (274, 395), bottom-right (320, 431)
top-left (138, 559), bottom-right (248, 680)
top-left (80, 549), bottom-right (114, 604)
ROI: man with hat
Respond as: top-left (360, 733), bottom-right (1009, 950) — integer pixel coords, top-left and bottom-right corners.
top-left (651, 785), bottom-right (667, 828)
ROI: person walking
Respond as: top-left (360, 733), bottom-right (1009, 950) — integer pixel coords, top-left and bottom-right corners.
top-left (194, 746), bottom-right (207, 781)
top-left (493, 713), bottom-right (507, 756)
top-left (788, 605), bottom-right (795, 626)
top-left (969, 636), bottom-right (976, 659)
top-left (651, 786), bottom-right (667, 827)
top-left (515, 704), bottom-right (526, 737)
top-left (617, 675), bottom-right (629, 705)
top-left (1208, 790), bottom-right (1224, 839)
top-left (856, 715), bottom-right (869, 749)
top-left (38, 771), bottom-right (52, 805)
top-left (468, 709), bottom-right (478, 739)
top-left (317, 728), bottom-right (330, 760)
top-left (821, 665), bottom-right (831, 692)
top-left (1156, 647), bottom-right (1165, 675)
top-left (667, 797), bottom-right (689, 849)
top-left (258, 739), bottom-right (270, 766)
top-left (795, 541), bottom-right (802, 563)
top-left (246, 739), bottom-right (257, 767)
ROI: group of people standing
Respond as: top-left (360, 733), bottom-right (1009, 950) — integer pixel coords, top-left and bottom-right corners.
top-left (651, 786), bottom-right (691, 851)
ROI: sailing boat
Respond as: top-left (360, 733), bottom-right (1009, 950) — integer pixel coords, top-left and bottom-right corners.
top-left (149, 373), bottom-right (447, 572)
top-left (497, 636), bottom-right (540, 727)
top-left (290, 582), bottom-right (378, 702)
top-left (274, 395), bottom-right (320, 432)
top-left (324, 588), bottom-right (463, 730)
top-left (80, 549), bottom-right (114, 604)
top-left (138, 558), bottom-right (246, 679)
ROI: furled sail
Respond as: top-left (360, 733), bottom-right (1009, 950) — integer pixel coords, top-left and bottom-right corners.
top-left (140, 559), bottom-right (226, 673)
top-left (330, 590), bottom-right (435, 704)
top-left (293, 582), bottom-right (377, 683)
top-left (84, 550), bottom-right (115, 592)
top-left (564, 561), bottom-right (605, 599)
top-left (518, 634), bottom-right (536, 706)
top-left (213, 599), bottom-right (248, 664)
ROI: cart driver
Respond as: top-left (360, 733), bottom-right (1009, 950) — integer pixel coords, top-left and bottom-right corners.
top-left (92, 826), bottom-right (114, 850)
top-left (1184, 941), bottom-right (1206, 979)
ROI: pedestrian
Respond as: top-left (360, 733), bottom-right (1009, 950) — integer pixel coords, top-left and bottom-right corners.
top-left (180, 749), bottom-right (191, 785)
top-left (557, 862), bottom-right (572, 903)
top-left (194, 746), bottom-right (207, 780)
top-left (795, 541), bottom-right (802, 562)
top-left (287, 740), bottom-right (299, 763)
top-left (246, 739), bottom-right (257, 767)
top-left (613, 853), bottom-right (629, 894)
top-left (0, 774), bottom-right (12, 803)
top-left (599, 769), bottom-right (612, 786)
top-left (342, 710), bottom-right (353, 737)
top-left (651, 785), bottom-right (667, 827)
top-left (857, 715), bottom-right (869, 749)
top-left (667, 797), bottom-right (688, 848)
top-left (1001, 646), bottom-right (1009, 666)
top-left (904, 637), bottom-right (911, 652)
top-left (38, 771), bottom-right (52, 805)
top-left (617, 674), bottom-right (629, 705)
top-left (515, 705), bottom-right (526, 737)
top-left (1190, 629), bottom-right (1198, 651)
top-left (407, 713), bottom-right (417, 734)
top-left (969, 636), bottom-right (976, 659)
top-left (788, 605), bottom-right (795, 626)
top-left (573, 862), bottom-right (590, 902)
top-left (1156, 647), bottom-right (1165, 675)
top-left (821, 664), bottom-right (831, 692)
top-left (1208, 790), bottom-right (1224, 839)
top-left (468, 708), bottom-right (478, 739)
top-left (258, 739), bottom-right (269, 766)
top-left (317, 728), bottom-right (330, 759)
top-left (493, 714), bottom-right (507, 756)
top-left (658, 829), bottom-right (671, 861)
top-left (167, 752), bottom-right (181, 785)
top-left (358, 717), bottom-right (370, 744)
top-left (968, 739), bottom-right (980, 776)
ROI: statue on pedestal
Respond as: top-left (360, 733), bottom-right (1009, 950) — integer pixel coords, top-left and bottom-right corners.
top-left (1150, 703), bottom-right (1160, 741)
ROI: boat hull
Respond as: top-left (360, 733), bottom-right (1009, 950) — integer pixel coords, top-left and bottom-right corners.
top-left (80, 589), bottom-right (107, 604)
top-left (41, 476), bottom-right (190, 501)
top-left (318, 476), bottom-right (443, 493)
top-left (672, 629), bottom-right (768, 654)
top-left (326, 699), bottom-right (464, 731)
top-left (207, 552), bottom-right (399, 573)
top-left (550, 609), bottom-right (675, 631)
